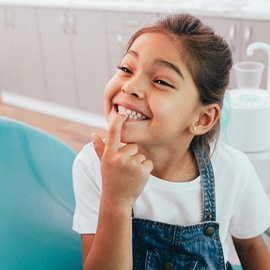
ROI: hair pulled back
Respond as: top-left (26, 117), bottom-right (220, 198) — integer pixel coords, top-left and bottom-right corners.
top-left (126, 14), bottom-right (233, 153)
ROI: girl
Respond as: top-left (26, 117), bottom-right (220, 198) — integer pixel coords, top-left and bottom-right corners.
top-left (72, 14), bottom-right (270, 269)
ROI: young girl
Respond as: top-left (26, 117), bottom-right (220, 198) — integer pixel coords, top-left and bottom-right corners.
top-left (72, 14), bottom-right (270, 269)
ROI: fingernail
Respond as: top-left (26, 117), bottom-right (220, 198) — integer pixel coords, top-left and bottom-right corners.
top-left (119, 112), bottom-right (128, 121)
top-left (118, 111), bottom-right (127, 116)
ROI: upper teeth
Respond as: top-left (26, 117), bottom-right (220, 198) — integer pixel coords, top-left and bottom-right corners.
top-left (118, 105), bottom-right (147, 120)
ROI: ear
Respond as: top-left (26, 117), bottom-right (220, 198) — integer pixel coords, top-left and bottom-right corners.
top-left (189, 104), bottom-right (220, 135)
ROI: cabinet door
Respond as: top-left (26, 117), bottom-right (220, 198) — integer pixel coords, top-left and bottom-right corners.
top-left (199, 16), bottom-right (241, 89)
top-left (240, 20), bottom-right (270, 90)
top-left (36, 8), bottom-right (78, 108)
top-left (72, 10), bottom-right (108, 114)
top-left (106, 11), bottom-right (158, 78)
top-left (0, 6), bottom-right (19, 93)
top-left (11, 7), bottom-right (47, 100)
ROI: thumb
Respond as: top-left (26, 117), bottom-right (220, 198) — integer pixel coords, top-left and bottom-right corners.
top-left (91, 133), bottom-right (105, 160)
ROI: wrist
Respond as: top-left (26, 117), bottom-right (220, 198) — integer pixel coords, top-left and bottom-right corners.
top-left (100, 193), bottom-right (133, 217)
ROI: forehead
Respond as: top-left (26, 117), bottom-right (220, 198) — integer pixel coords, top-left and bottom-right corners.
top-left (127, 32), bottom-right (190, 78)
top-left (129, 32), bottom-right (181, 58)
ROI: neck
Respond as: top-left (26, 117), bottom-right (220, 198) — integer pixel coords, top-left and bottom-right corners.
top-left (138, 143), bottom-right (199, 183)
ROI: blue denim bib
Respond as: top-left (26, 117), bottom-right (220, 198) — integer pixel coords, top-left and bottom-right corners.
top-left (132, 145), bottom-right (227, 270)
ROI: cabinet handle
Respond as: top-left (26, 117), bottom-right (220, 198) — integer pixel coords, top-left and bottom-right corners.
top-left (229, 24), bottom-right (236, 52)
top-left (68, 14), bottom-right (76, 35)
top-left (244, 26), bottom-right (251, 49)
top-left (122, 20), bottom-right (141, 27)
top-left (117, 34), bottom-right (126, 55)
top-left (60, 13), bottom-right (68, 34)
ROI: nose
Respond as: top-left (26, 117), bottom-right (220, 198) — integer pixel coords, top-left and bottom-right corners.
top-left (121, 76), bottom-right (145, 98)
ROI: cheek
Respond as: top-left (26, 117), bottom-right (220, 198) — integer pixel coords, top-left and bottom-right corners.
top-left (151, 99), bottom-right (176, 121)
top-left (152, 98), bottom-right (194, 128)
top-left (103, 79), bottom-right (117, 114)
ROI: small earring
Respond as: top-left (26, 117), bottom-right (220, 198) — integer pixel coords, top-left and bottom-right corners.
top-left (193, 126), bottom-right (197, 131)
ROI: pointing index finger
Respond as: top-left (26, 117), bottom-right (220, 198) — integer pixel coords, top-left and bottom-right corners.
top-left (105, 113), bottom-right (128, 152)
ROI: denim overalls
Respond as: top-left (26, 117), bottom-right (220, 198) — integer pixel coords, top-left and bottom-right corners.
top-left (132, 145), bottom-right (228, 270)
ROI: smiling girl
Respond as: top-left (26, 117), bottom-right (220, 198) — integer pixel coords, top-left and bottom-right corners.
top-left (72, 14), bottom-right (270, 269)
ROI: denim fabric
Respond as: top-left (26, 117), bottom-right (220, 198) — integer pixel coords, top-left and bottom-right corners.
top-left (132, 145), bottom-right (226, 270)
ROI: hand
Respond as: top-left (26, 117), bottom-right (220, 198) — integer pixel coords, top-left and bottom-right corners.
top-left (92, 113), bottom-right (153, 208)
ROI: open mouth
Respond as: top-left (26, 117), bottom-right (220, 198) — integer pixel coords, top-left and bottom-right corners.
top-left (115, 104), bottom-right (149, 120)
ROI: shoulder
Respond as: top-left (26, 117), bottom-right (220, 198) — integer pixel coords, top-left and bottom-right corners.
top-left (73, 142), bottom-right (100, 169)
top-left (211, 142), bottom-right (270, 238)
top-left (72, 142), bottom-right (101, 186)
top-left (72, 143), bottom-right (103, 234)
top-left (210, 142), bottom-right (260, 207)
top-left (211, 141), bottom-right (252, 172)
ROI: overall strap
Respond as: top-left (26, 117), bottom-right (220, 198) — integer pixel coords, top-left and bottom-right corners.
top-left (192, 144), bottom-right (216, 222)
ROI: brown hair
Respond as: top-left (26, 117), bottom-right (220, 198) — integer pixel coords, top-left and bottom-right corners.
top-left (126, 14), bottom-right (233, 153)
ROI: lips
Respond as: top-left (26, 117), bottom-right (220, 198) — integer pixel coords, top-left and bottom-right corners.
top-left (115, 104), bottom-right (150, 120)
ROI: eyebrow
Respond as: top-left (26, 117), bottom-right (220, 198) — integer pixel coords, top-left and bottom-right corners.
top-left (154, 59), bottom-right (184, 80)
top-left (125, 50), bottom-right (138, 58)
top-left (126, 50), bottom-right (184, 80)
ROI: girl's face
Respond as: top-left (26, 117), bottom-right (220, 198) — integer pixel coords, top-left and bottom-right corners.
top-left (104, 32), bottom-right (202, 147)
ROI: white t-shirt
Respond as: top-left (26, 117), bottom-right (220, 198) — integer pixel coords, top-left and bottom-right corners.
top-left (72, 141), bottom-right (270, 262)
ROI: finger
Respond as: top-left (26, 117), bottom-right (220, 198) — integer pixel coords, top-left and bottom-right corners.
top-left (142, 159), bottom-right (154, 172)
top-left (133, 153), bottom-right (147, 164)
top-left (91, 133), bottom-right (105, 160)
top-left (118, 143), bottom-right (138, 156)
top-left (106, 113), bottom-right (128, 152)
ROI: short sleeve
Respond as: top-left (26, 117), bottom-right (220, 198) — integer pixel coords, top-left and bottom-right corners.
top-left (72, 143), bottom-right (102, 234)
top-left (229, 162), bottom-right (270, 239)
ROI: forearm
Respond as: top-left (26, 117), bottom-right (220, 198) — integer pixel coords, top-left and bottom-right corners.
top-left (83, 197), bottom-right (133, 270)
top-left (84, 115), bottom-right (152, 269)
top-left (233, 235), bottom-right (270, 270)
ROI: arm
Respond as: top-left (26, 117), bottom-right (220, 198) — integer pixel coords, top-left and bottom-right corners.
top-left (233, 235), bottom-right (270, 270)
top-left (82, 113), bottom-right (153, 270)
top-left (82, 197), bottom-right (133, 270)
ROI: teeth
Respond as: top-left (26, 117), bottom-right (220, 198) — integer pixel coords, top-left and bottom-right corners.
top-left (118, 105), bottom-right (147, 120)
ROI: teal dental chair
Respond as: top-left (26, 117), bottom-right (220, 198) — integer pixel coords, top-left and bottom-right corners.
top-left (0, 117), bottom-right (82, 269)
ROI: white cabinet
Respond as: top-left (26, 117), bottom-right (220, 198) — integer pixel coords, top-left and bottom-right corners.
top-left (1, 5), bottom-right (270, 116)
top-left (0, 7), bottom-right (46, 100)
top-left (36, 8), bottom-right (78, 108)
top-left (72, 10), bottom-right (108, 114)
top-left (105, 11), bottom-right (158, 78)
top-left (199, 16), bottom-right (270, 90)
top-left (36, 8), bottom-right (108, 113)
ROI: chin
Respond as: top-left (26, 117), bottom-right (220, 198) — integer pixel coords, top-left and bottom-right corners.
top-left (120, 132), bottom-right (137, 144)
top-left (120, 136), bottom-right (132, 144)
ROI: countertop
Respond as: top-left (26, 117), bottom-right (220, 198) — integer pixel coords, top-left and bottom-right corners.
top-left (0, 0), bottom-right (270, 21)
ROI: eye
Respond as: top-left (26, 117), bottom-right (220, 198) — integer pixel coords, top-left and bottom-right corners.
top-left (117, 65), bottom-right (133, 74)
top-left (154, 79), bottom-right (174, 88)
